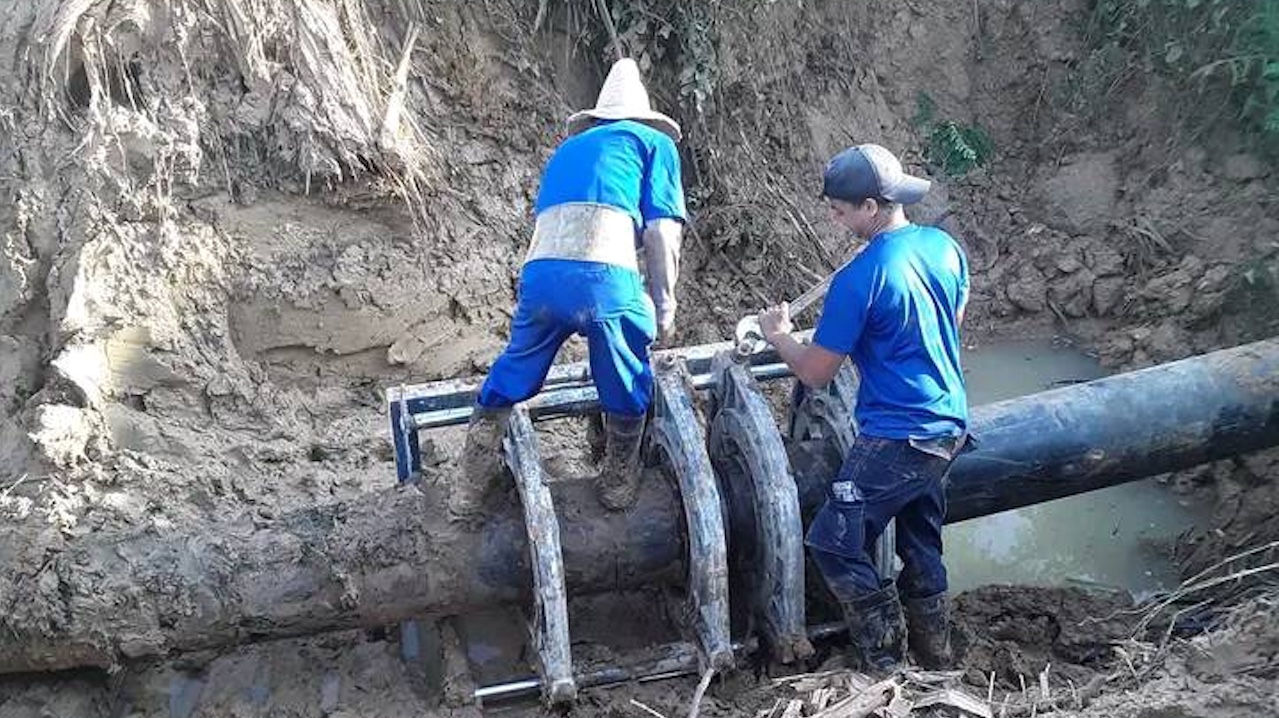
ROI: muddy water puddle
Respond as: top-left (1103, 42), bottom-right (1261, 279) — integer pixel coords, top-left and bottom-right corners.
top-left (946, 337), bottom-right (1207, 600)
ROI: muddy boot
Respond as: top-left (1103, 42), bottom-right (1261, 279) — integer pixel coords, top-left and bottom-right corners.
top-left (450, 406), bottom-right (511, 517)
top-left (841, 581), bottom-right (906, 672)
top-left (595, 413), bottom-right (645, 511)
top-left (905, 591), bottom-right (953, 670)
top-left (586, 411), bottom-right (606, 462)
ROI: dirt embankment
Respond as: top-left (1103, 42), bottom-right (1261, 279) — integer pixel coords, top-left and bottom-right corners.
top-left (0, 0), bottom-right (1277, 716)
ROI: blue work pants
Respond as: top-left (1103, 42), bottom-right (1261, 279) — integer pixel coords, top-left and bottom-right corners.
top-left (478, 259), bottom-right (656, 417)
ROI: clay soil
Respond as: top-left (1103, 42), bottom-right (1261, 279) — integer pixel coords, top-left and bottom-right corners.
top-left (1, 0), bottom-right (1277, 716)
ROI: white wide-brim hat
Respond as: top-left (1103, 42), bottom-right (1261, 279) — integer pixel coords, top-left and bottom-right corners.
top-left (566, 58), bottom-right (682, 141)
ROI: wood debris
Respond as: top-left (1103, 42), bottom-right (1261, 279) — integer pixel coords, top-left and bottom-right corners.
top-left (756, 668), bottom-right (992, 718)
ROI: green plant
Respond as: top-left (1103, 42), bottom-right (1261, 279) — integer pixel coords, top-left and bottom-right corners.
top-left (1224, 253), bottom-right (1279, 339)
top-left (672, 2), bottom-right (717, 116)
top-left (1087, 0), bottom-right (1279, 143)
top-left (925, 121), bottom-right (994, 177)
top-left (602, 0), bottom-right (718, 117)
top-left (912, 92), bottom-right (993, 177)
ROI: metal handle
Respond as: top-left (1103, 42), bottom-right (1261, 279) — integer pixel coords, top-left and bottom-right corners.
top-left (786, 275), bottom-right (833, 315)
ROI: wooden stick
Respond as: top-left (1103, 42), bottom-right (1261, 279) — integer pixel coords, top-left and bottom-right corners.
top-left (686, 667), bottom-right (716, 718)
top-left (593, 0), bottom-right (624, 61)
top-left (631, 698), bottom-right (670, 718)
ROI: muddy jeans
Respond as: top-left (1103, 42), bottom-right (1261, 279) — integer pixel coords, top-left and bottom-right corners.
top-left (806, 435), bottom-right (953, 602)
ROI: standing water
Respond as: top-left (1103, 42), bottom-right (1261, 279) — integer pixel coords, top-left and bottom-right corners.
top-left (943, 337), bottom-right (1205, 600)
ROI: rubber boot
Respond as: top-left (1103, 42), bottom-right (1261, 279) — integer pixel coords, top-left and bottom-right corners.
top-left (586, 411), bottom-right (606, 462)
top-left (595, 413), bottom-right (645, 511)
top-left (450, 406), bottom-right (511, 517)
top-left (841, 581), bottom-right (906, 672)
top-left (904, 591), bottom-right (953, 670)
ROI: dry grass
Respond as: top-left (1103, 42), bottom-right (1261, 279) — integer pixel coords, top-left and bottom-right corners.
top-left (1134, 540), bottom-right (1279, 637)
top-left (750, 669), bottom-right (992, 718)
top-left (1035, 543), bottom-right (1279, 715)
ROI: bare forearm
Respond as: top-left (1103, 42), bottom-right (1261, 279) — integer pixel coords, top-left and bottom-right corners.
top-left (771, 332), bottom-right (831, 389)
top-left (643, 219), bottom-right (682, 327)
top-left (759, 304), bottom-right (845, 388)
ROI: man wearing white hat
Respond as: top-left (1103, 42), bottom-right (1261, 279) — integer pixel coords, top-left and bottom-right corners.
top-left (759, 144), bottom-right (970, 672)
top-left (451, 58), bottom-right (686, 516)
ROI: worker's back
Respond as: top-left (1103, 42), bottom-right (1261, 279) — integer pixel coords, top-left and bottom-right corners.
top-left (535, 119), bottom-right (684, 231)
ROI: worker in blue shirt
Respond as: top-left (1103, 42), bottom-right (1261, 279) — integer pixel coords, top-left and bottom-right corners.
top-left (759, 144), bottom-right (969, 672)
top-left (452, 59), bottom-right (685, 516)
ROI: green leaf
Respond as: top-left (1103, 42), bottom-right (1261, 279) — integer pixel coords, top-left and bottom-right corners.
top-left (924, 120), bottom-right (994, 177)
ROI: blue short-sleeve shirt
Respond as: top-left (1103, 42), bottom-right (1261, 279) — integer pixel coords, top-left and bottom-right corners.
top-left (535, 120), bottom-right (686, 228)
top-left (812, 224), bottom-right (969, 439)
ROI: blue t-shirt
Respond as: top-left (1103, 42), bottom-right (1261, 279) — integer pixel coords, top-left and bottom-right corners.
top-left (813, 224), bottom-right (969, 440)
top-left (535, 120), bottom-right (686, 228)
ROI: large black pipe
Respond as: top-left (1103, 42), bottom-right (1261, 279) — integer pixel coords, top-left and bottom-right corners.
top-left (944, 336), bottom-right (1277, 521)
top-left (1, 339), bottom-right (1275, 674)
top-left (789, 337), bottom-right (1279, 521)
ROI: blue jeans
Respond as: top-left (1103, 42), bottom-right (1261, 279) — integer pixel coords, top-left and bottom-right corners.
top-left (806, 436), bottom-right (952, 602)
top-left (478, 259), bottom-right (656, 417)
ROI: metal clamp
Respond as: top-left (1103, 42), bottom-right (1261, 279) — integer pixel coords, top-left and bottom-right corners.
top-left (787, 363), bottom-right (896, 579)
top-left (504, 406), bottom-right (576, 705)
top-left (389, 384), bottom-right (423, 483)
top-left (708, 353), bottom-right (814, 664)
top-left (648, 357), bottom-right (734, 672)
top-left (787, 363), bottom-right (859, 454)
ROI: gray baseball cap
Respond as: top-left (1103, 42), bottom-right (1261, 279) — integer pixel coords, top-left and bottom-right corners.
top-left (822, 144), bottom-right (931, 205)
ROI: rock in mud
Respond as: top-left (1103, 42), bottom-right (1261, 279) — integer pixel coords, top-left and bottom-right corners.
top-left (1006, 264), bottom-right (1049, 313)
top-left (1049, 269), bottom-right (1096, 317)
top-left (1084, 242), bottom-right (1126, 277)
top-left (0, 335), bottom-right (39, 411)
top-left (1138, 255), bottom-right (1206, 316)
top-left (1220, 153), bottom-right (1269, 182)
top-left (1041, 153), bottom-right (1120, 236)
top-left (1091, 276), bottom-right (1127, 316)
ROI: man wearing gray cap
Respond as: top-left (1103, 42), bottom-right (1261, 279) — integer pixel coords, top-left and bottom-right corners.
top-left (759, 144), bottom-right (970, 672)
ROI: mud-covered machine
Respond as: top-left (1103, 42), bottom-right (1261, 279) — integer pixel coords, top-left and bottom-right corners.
top-left (386, 337), bottom-right (1279, 706)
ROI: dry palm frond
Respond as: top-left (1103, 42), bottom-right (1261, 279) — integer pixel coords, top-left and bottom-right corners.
top-left (762, 667), bottom-right (991, 718)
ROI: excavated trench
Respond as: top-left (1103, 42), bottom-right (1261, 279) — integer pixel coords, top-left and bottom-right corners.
top-left (2, 0), bottom-right (1278, 716)
top-left (3, 337), bottom-right (1257, 717)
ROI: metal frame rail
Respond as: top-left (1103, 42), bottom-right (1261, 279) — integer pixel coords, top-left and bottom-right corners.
top-left (386, 336), bottom-right (812, 482)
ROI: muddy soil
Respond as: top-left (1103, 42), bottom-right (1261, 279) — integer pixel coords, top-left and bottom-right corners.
top-left (1, 0), bottom-right (1277, 715)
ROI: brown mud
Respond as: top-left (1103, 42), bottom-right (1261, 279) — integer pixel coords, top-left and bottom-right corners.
top-left (1, 0), bottom-right (1277, 715)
